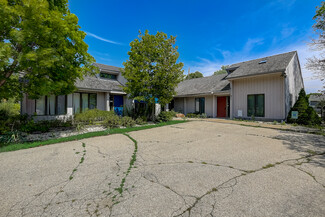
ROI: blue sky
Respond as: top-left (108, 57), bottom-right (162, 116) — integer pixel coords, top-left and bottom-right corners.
top-left (69, 0), bottom-right (323, 93)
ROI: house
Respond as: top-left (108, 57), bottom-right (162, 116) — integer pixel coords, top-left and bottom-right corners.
top-left (309, 94), bottom-right (325, 114)
top-left (20, 63), bottom-right (132, 120)
top-left (173, 51), bottom-right (304, 121)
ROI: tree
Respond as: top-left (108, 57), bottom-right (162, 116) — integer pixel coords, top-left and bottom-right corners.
top-left (186, 71), bottom-right (203, 79)
top-left (317, 100), bottom-right (325, 120)
top-left (122, 30), bottom-right (184, 120)
top-left (287, 89), bottom-right (321, 125)
top-left (214, 65), bottom-right (228, 75)
top-left (0, 0), bottom-right (96, 100)
top-left (307, 2), bottom-right (325, 90)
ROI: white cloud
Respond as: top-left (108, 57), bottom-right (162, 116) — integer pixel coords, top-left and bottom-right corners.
top-left (85, 31), bottom-right (122, 45)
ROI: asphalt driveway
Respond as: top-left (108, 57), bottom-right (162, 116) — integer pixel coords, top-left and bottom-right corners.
top-left (1, 121), bottom-right (324, 217)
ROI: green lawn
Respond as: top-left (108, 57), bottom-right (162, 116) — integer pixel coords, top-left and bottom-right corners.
top-left (0, 120), bottom-right (187, 153)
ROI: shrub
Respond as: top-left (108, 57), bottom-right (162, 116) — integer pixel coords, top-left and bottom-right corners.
top-left (74, 109), bottom-right (115, 125)
top-left (135, 117), bottom-right (147, 125)
top-left (103, 115), bottom-right (121, 128)
top-left (186, 113), bottom-right (199, 118)
top-left (287, 89), bottom-right (321, 126)
top-left (0, 99), bottom-right (20, 117)
top-left (199, 113), bottom-right (207, 118)
top-left (158, 111), bottom-right (174, 122)
top-left (120, 116), bottom-right (136, 127)
top-left (169, 110), bottom-right (177, 117)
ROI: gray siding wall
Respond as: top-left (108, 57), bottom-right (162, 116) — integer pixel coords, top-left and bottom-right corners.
top-left (174, 98), bottom-right (184, 113)
top-left (173, 95), bottom-right (214, 117)
top-left (96, 92), bottom-right (106, 110)
top-left (284, 53), bottom-right (304, 118)
top-left (232, 73), bottom-right (285, 120)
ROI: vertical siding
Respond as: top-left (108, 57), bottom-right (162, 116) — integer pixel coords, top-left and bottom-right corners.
top-left (186, 97), bottom-right (195, 114)
top-left (285, 54), bottom-right (304, 117)
top-left (174, 98), bottom-right (184, 113)
top-left (232, 73), bottom-right (285, 120)
top-left (205, 95), bottom-right (213, 117)
top-left (96, 92), bottom-right (105, 110)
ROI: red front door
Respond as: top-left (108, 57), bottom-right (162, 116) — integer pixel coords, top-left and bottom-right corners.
top-left (217, 96), bottom-right (227, 117)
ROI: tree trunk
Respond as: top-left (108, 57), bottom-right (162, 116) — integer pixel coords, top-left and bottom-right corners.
top-left (152, 102), bottom-right (156, 122)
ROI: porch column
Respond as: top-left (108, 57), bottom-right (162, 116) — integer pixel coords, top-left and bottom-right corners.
top-left (212, 96), bottom-right (216, 118)
top-left (183, 98), bottom-right (187, 114)
top-left (165, 103), bottom-right (169, 111)
top-left (105, 92), bottom-right (110, 111)
top-left (67, 94), bottom-right (73, 116)
top-left (230, 81), bottom-right (233, 119)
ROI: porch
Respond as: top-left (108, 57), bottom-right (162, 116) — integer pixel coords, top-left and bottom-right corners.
top-left (173, 94), bottom-right (231, 118)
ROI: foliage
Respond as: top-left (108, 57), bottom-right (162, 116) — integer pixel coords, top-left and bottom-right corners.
top-left (0, 98), bottom-right (20, 116)
top-left (214, 65), bottom-right (229, 75)
top-left (287, 89), bottom-right (322, 125)
top-left (306, 2), bottom-right (325, 90)
top-left (20, 119), bottom-right (72, 133)
top-left (120, 116), bottom-right (136, 127)
top-left (103, 115), bottom-right (121, 129)
top-left (74, 109), bottom-right (115, 125)
top-left (122, 30), bottom-right (184, 120)
top-left (185, 112), bottom-right (207, 118)
top-left (0, 0), bottom-right (96, 100)
top-left (186, 71), bottom-right (203, 79)
top-left (157, 111), bottom-right (174, 122)
top-left (135, 117), bottom-right (147, 125)
top-left (0, 120), bottom-right (187, 152)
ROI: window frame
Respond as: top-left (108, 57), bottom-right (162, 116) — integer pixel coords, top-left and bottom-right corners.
top-left (35, 95), bottom-right (67, 116)
top-left (75, 92), bottom-right (97, 113)
top-left (247, 94), bottom-right (265, 117)
top-left (195, 97), bottom-right (205, 114)
top-left (99, 72), bottom-right (117, 80)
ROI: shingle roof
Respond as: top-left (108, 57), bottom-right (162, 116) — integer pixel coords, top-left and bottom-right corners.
top-left (175, 74), bottom-right (230, 97)
top-left (226, 51), bottom-right (297, 79)
top-left (93, 63), bottom-right (122, 74)
top-left (75, 76), bottom-right (124, 92)
top-left (75, 63), bottom-right (124, 92)
top-left (309, 94), bottom-right (325, 102)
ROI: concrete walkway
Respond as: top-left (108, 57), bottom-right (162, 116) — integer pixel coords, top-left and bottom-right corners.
top-left (0, 121), bottom-right (324, 216)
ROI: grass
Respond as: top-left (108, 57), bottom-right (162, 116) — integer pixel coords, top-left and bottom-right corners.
top-left (0, 120), bottom-right (187, 153)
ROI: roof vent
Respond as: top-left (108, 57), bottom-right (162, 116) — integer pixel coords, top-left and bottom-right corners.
top-left (259, 60), bottom-right (267, 64)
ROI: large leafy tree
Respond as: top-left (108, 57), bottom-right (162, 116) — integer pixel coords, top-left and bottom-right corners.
top-left (214, 65), bottom-right (228, 75)
top-left (186, 71), bottom-right (203, 79)
top-left (0, 0), bottom-right (96, 100)
top-left (307, 2), bottom-right (325, 91)
top-left (122, 30), bottom-right (184, 119)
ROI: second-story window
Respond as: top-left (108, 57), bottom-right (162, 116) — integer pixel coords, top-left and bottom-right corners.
top-left (100, 73), bottom-right (117, 80)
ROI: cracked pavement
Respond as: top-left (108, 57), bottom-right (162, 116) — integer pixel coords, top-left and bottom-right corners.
top-left (0, 121), bottom-right (324, 217)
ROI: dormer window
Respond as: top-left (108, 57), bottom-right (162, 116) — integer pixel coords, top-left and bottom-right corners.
top-left (258, 60), bottom-right (267, 64)
top-left (100, 72), bottom-right (117, 80)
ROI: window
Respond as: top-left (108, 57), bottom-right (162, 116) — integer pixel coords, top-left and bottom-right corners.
top-left (36, 95), bottom-right (67, 115)
top-left (247, 94), bottom-right (264, 117)
top-left (73, 93), bottom-right (97, 113)
top-left (36, 96), bottom-right (46, 115)
top-left (73, 93), bottom-right (81, 114)
top-left (195, 97), bottom-right (205, 114)
top-left (109, 95), bottom-right (114, 111)
top-left (100, 73), bottom-right (117, 80)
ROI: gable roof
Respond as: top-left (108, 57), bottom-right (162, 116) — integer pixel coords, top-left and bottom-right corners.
top-left (226, 51), bottom-right (297, 79)
top-left (93, 63), bottom-right (122, 75)
top-left (309, 94), bottom-right (325, 102)
top-left (175, 74), bottom-right (230, 97)
top-left (75, 63), bottom-right (124, 92)
top-left (75, 76), bottom-right (123, 92)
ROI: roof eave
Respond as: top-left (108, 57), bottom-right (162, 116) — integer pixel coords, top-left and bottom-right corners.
top-left (226, 70), bottom-right (284, 80)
